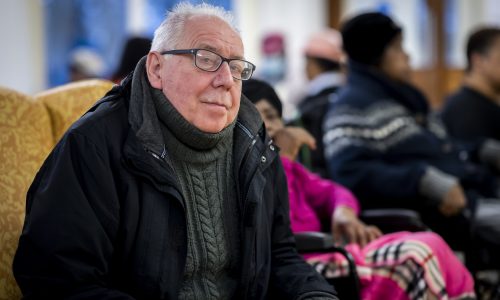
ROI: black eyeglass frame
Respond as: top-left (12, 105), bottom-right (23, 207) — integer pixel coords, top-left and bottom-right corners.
top-left (160, 48), bottom-right (256, 80)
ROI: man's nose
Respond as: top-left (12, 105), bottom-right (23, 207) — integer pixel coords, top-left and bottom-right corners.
top-left (213, 62), bottom-right (235, 88)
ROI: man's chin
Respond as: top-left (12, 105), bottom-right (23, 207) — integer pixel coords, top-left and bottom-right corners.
top-left (195, 120), bottom-right (229, 134)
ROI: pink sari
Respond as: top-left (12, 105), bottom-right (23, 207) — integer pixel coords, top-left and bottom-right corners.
top-left (282, 157), bottom-right (475, 299)
top-left (307, 232), bottom-right (475, 300)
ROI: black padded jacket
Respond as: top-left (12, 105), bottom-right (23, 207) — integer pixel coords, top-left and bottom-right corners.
top-left (13, 76), bottom-right (337, 300)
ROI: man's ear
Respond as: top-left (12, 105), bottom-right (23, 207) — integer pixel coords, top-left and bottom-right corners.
top-left (146, 52), bottom-right (163, 89)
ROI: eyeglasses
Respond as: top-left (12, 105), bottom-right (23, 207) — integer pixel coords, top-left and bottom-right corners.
top-left (161, 48), bottom-right (256, 81)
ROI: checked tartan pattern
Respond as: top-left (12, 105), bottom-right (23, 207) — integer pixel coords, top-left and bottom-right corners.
top-left (308, 239), bottom-right (476, 300)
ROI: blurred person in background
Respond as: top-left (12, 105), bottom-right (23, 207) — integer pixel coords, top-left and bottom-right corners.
top-left (68, 47), bottom-right (105, 82)
top-left (323, 12), bottom-right (500, 262)
top-left (441, 27), bottom-right (500, 142)
top-left (111, 36), bottom-right (152, 83)
top-left (13, 3), bottom-right (338, 299)
top-left (243, 78), bottom-right (476, 300)
top-left (292, 29), bottom-right (346, 177)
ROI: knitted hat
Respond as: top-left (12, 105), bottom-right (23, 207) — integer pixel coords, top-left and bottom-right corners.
top-left (304, 29), bottom-right (345, 63)
top-left (242, 79), bottom-right (283, 118)
top-left (113, 37), bottom-right (152, 81)
top-left (69, 47), bottom-right (105, 77)
top-left (341, 12), bottom-right (402, 65)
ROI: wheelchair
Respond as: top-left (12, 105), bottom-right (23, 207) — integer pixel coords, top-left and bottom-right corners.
top-left (295, 208), bottom-right (500, 300)
top-left (294, 208), bottom-right (427, 300)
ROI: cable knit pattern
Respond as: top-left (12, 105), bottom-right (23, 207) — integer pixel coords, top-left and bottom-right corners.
top-left (149, 82), bottom-right (239, 300)
top-left (199, 169), bottom-right (227, 271)
top-left (205, 168), bottom-right (229, 269)
top-left (174, 148), bottom-right (235, 300)
top-left (190, 170), bottom-right (223, 299)
top-left (172, 146), bottom-right (236, 299)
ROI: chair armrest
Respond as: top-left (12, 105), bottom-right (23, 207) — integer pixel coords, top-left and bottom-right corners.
top-left (360, 209), bottom-right (428, 233)
top-left (295, 232), bottom-right (335, 253)
top-left (294, 232), bottom-right (361, 299)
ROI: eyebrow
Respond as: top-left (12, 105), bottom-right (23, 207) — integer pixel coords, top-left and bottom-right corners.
top-left (198, 43), bottom-right (244, 60)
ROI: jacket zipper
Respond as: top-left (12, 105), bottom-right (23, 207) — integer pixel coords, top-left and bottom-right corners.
top-left (235, 121), bottom-right (259, 300)
top-left (139, 146), bottom-right (185, 210)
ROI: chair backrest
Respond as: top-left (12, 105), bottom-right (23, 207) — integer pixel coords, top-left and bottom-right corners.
top-left (0, 87), bottom-right (53, 299)
top-left (35, 79), bottom-right (114, 142)
top-left (0, 79), bottom-right (113, 299)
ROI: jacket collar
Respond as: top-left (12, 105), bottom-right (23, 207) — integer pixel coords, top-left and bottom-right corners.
top-left (234, 94), bottom-right (277, 173)
top-left (236, 94), bottom-right (265, 140)
top-left (347, 61), bottom-right (430, 114)
top-left (112, 75), bottom-right (276, 186)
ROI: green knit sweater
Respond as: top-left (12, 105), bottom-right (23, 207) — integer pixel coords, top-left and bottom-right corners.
top-left (153, 94), bottom-right (240, 300)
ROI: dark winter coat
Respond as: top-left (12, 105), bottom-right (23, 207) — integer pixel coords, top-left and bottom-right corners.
top-left (323, 62), bottom-right (498, 210)
top-left (441, 86), bottom-right (500, 142)
top-left (13, 76), bottom-right (337, 300)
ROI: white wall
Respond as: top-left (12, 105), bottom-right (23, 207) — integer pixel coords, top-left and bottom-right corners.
top-left (127, 0), bottom-right (147, 35)
top-left (342, 0), bottom-right (434, 69)
top-left (0, 0), bottom-right (143, 94)
top-left (0, 1), bottom-right (45, 94)
top-left (234, 0), bottom-right (328, 119)
top-left (2, 0), bottom-right (499, 95)
top-left (446, 0), bottom-right (500, 68)
top-left (341, 0), bottom-right (500, 69)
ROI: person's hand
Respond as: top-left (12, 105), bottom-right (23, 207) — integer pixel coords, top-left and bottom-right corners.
top-left (439, 183), bottom-right (467, 216)
top-left (272, 126), bottom-right (316, 161)
top-left (331, 206), bottom-right (382, 247)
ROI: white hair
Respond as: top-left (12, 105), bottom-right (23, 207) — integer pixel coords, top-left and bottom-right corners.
top-left (151, 2), bottom-right (239, 52)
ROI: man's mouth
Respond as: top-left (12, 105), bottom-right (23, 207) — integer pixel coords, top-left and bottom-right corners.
top-left (202, 100), bottom-right (228, 109)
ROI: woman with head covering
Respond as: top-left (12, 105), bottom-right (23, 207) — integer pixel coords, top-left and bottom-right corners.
top-left (243, 78), bottom-right (476, 300)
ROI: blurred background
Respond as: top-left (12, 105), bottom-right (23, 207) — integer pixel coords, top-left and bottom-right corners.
top-left (1, 0), bottom-right (500, 110)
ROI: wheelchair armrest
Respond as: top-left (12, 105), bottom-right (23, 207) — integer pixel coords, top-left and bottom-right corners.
top-left (294, 232), bottom-right (355, 261)
top-left (294, 231), bottom-right (361, 299)
top-left (295, 232), bottom-right (335, 253)
top-left (360, 209), bottom-right (428, 233)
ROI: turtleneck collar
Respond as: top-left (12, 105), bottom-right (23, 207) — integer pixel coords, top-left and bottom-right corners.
top-left (128, 55), bottom-right (235, 156)
top-left (153, 90), bottom-right (235, 151)
top-left (128, 56), bottom-right (165, 156)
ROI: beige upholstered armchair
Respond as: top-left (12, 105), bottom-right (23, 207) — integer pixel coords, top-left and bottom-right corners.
top-left (0, 79), bottom-right (113, 299)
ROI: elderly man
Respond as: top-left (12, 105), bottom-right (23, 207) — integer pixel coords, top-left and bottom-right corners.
top-left (13, 3), bottom-right (337, 299)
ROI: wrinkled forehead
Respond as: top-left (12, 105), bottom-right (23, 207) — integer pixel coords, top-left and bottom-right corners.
top-left (181, 15), bottom-right (244, 57)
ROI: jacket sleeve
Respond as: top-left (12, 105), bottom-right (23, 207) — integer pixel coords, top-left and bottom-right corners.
top-left (268, 157), bottom-right (338, 299)
top-left (282, 156), bottom-right (360, 219)
top-left (13, 131), bottom-right (134, 299)
top-left (326, 144), bottom-right (429, 201)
